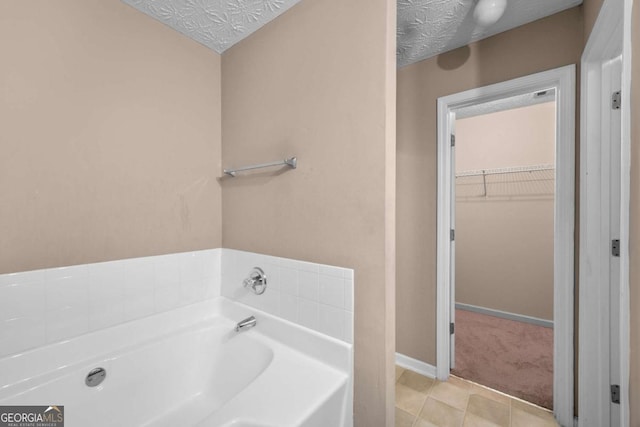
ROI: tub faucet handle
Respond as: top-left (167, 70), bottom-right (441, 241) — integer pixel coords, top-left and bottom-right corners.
top-left (243, 267), bottom-right (267, 295)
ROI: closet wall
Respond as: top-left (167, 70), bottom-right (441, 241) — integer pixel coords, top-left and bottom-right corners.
top-left (455, 102), bottom-right (555, 321)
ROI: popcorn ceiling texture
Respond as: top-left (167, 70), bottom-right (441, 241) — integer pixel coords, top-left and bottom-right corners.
top-left (396, 0), bottom-right (582, 67)
top-left (123, 0), bottom-right (583, 66)
top-left (122, 0), bottom-right (302, 53)
top-left (122, 0), bottom-right (582, 67)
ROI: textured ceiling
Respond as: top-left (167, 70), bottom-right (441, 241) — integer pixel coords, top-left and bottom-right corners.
top-left (122, 0), bottom-right (302, 53)
top-left (397, 0), bottom-right (582, 67)
top-left (122, 0), bottom-right (582, 66)
top-left (456, 89), bottom-right (555, 119)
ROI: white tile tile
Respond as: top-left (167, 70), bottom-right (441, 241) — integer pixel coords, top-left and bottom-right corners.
top-left (0, 316), bottom-right (46, 357)
top-left (280, 293), bottom-right (298, 323)
top-left (154, 285), bottom-right (181, 313)
top-left (0, 269), bottom-right (45, 286)
top-left (122, 293), bottom-right (155, 322)
top-left (298, 270), bottom-right (319, 301)
top-left (203, 275), bottom-right (220, 299)
top-left (202, 249), bottom-right (221, 273)
top-left (344, 278), bottom-right (354, 312)
top-left (154, 258), bottom-right (180, 287)
top-left (319, 274), bottom-right (345, 308)
top-left (289, 259), bottom-right (319, 273)
top-left (279, 267), bottom-right (298, 295)
top-left (46, 276), bottom-right (88, 310)
top-left (0, 281), bottom-right (45, 321)
top-left (154, 257), bottom-right (181, 312)
top-left (344, 268), bottom-right (354, 281)
top-left (318, 304), bottom-right (346, 341)
top-left (154, 258), bottom-right (180, 310)
top-left (46, 306), bottom-right (89, 343)
top-left (221, 249), bottom-right (255, 300)
top-left (181, 278), bottom-right (205, 305)
top-left (88, 260), bottom-right (124, 277)
top-left (319, 264), bottom-right (345, 278)
top-left (122, 262), bottom-right (155, 321)
top-left (264, 263), bottom-right (280, 291)
top-left (235, 290), bottom-right (258, 310)
top-left (123, 262), bottom-right (154, 287)
top-left (45, 264), bottom-right (88, 281)
top-left (88, 268), bottom-right (125, 330)
top-left (179, 251), bottom-right (204, 283)
top-left (259, 288), bottom-right (280, 316)
top-left (89, 303), bottom-right (124, 331)
top-left (298, 298), bottom-right (319, 330)
top-left (344, 311), bottom-right (354, 344)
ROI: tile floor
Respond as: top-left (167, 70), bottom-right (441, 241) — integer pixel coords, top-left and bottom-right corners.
top-left (395, 366), bottom-right (560, 427)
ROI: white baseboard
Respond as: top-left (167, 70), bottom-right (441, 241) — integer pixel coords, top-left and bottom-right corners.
top-left (455, 303), bottom-right (554, 329)
top-left (395, 353), bottom-right (437, 378)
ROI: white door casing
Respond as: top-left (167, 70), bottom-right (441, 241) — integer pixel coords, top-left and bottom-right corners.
top-left (436, 65), bottom-right (576, 427)
top-left (579, 0), bottom-right (631, 424)
top-left (450, 112), bottom-right (456, 370)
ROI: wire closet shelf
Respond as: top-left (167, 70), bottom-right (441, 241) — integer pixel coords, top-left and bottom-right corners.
top-left (455, 164), bottom-right (555, 198)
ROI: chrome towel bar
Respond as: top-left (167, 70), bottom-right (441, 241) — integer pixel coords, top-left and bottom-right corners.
top-left (223, 157), bottom-right (297, 177)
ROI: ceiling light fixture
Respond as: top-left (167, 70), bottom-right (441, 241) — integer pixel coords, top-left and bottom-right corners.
top-left (473, 0), bottom-right (507, 27)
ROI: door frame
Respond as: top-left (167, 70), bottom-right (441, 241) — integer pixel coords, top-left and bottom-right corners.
top-left (436, 65), bottom-right (576, 426)
top-left (579, 0), bottom-right (631, 424)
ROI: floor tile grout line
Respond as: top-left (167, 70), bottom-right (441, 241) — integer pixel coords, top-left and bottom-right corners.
top-left (413, 380), bottom-right (432, 426)
top-left (397, 365), bottom-right (560, 427)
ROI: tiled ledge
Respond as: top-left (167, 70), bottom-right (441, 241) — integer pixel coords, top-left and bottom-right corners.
top-left (0, 249), bottom-right (221, 358)
top-left (222, 249), bottom-right (354, 344)
top-left (0, 248), bottom-right (354, 358)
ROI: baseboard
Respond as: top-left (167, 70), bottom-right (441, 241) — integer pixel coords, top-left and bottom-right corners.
top-left (395, 353), bottom-right (437, 378)
top-left (455, 303), bottom-right (554, 329)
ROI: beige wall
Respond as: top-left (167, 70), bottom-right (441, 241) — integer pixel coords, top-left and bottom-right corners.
top-left (583, 0), bottom-right (605, 42)
top-left (456, 103), bottom-right (556, 171)
top-left (629, 1), bottom-right (639, 425)
top-left (0, 0), bottom-right (222, 274)
top-left (455, 103), bottom-right (555, 320)
top-left (220, 0), bottom-right (396, 425)
top-left (396, 7), bottom-right (583, 365)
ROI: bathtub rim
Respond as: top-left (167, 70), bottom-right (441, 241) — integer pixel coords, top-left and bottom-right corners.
top-left (0, 296), bottom-right (352, 397)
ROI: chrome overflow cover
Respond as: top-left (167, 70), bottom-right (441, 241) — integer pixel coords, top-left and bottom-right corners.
top-left (85, 367), bottom-right (106, 387)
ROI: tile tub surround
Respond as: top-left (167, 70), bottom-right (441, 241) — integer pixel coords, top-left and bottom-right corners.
top-left (0, 248), bottom-right (353, 358)
top-left (221, 249), bottom-right (354, 343)
top-left (0, 249), bottom-right (221, 358)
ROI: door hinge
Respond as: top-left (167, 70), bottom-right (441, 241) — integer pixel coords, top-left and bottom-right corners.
top-left (611, 384), bottom-right (620, 404)
top-left (612, 239), bottom-right (620, 257)
top-left (451, 134), bottom-right (456, 147)
top-left (450, 229), bottom-right (455, 241)
top-left (450, 322), bottom-right (455, 335)
top-left (612, 91), bottom-right (621, 110)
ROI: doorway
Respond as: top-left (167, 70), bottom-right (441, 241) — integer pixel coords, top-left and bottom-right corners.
top-left (436, 65), bottom-right (576, 426)
top-left (451, 96), bottom-right (556, 409)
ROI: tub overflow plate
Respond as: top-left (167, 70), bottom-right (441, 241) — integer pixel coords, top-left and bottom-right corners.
top-left (85, 367), bottom-right (106, 387)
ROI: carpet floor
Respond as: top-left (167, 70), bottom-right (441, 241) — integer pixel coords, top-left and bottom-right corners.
top-left (451, 308), bottom-right (554, 409)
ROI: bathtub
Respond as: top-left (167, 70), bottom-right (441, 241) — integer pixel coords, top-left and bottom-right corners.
top-left (0, 297), bottom-right (353, 427)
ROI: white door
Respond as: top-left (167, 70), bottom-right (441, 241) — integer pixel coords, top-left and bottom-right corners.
top-left (450, 112), bottom-right (457, 370)
top-left (605, 55), bottom-right (622, 426)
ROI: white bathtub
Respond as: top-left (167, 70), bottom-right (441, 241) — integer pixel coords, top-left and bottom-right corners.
top-left (0, 297), bottom-right (353, 427)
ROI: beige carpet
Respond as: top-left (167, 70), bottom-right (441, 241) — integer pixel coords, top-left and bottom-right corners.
top-left (451, 308), bottom-right (554, 409)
